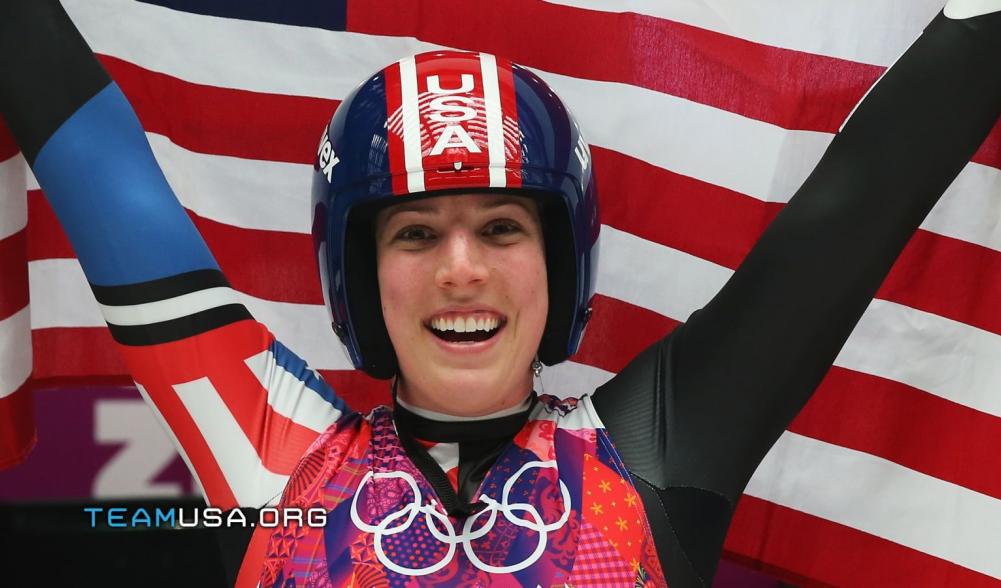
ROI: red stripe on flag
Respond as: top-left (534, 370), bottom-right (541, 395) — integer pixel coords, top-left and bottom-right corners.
top-left (879, 230), bottom-right (1001, 337)
top-left (32, 327), bottom-right (127, 380)
top-left (793, 367), bottom-right (1001, 501)
top-left (573, 294), bottom-right (679, 373)
top-left (0, 230), bottom-right (29, 321)
top-left (316, 369), bottom-right (390, 414)
top-left (27, 191), bottom-right (73, 259)
top-left (0, 382), bottom-right (35, 469)
top-left (98, 55), bottom-right (336, 164)
top-left (191, 213), bottom-right (323, 305)
top-left (595, 147), bottom-right (782, 270)
top-left (726, 495), bottom-right (999, 587)
top-left (0, 116), bottom-right (18, 163)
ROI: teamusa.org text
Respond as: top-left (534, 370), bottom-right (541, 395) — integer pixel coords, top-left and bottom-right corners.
top-left (83, 507), bottom-right (328, 529)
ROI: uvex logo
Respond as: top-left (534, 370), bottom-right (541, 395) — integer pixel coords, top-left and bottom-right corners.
top-left (316, 128), bottom-right (339, 183)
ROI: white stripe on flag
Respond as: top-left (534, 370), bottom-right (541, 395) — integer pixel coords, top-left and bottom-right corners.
top-left (244, 348), bottom-right (344, 433)
top-left (944, 0), bottom-right (1001, 20)
top-left (541, 360), bottom-right (615, 398)
top-left (0, 307), bottom-right (31, 399)
top-left (747, 431), bottom-right (1001, 580)
top-left (29, 259), bottom-right (104, 328)
top-left (146, 134), bottom-right (311, 234)
top-left (24, 162), bottom-right (39, 192)
top-left (398, 55), bottom-right (425, 193)
top-left (545, 0), bottom-right (943, 66)
top-left (99, 287), bottom-right (241, 326)
top-left (173, 377), bottom-right (289, 507)
top-left (597, 226), bottom-right (731, 321)
top-left (0, 155), bottom-right (27, 241)
top-left (479, 52), bottom-right (507, 188)
top-left (836, 299), bottom-right (1001, 419)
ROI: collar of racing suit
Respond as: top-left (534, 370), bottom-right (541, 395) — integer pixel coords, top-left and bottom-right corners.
top-left (393, 393), bottom-right (538, 517)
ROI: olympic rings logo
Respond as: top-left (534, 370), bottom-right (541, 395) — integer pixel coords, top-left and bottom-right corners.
top-left (349, 460), bottom-right (571, 576)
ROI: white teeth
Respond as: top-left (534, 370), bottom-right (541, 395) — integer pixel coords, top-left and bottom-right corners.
top-left (430, 315), bottom-right (502, 333)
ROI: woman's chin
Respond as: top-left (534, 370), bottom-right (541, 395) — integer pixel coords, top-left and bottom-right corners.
top-left (408, 365), bottom-right (531, 415)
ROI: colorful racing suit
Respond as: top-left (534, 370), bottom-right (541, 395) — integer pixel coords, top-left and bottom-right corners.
top-left (3, 1), bottom-right (1001, 586)
top-left (259, 395), bottom-right (665, 586)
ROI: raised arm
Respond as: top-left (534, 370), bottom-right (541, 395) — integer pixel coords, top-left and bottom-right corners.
top-left (0, 0), bottom-right (350, 509)
top-left (594, 5), bottom-right (1001, 585)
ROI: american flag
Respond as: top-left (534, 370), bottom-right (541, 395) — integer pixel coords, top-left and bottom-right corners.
top-left (2, 0), bottom-right (1001, 585)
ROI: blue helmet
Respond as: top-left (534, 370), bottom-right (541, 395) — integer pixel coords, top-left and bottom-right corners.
top-left (312, 50), bottom-right (599, 379)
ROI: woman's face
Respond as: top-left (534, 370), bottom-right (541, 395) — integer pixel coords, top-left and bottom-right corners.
top-left (375, 193), bottom-right (548, 416)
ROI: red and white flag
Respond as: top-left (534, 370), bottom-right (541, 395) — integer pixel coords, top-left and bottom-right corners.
top-left (2, 0), bottom-right (1000, 584)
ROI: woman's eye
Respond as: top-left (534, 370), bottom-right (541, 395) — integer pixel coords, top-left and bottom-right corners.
top-left (396, 226), bottom-right (435, 242)
top-left (484, 221), bottom-right (521, 237)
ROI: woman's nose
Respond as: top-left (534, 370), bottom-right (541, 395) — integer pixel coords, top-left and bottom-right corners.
top-left (434, 231), bottom-right (489, 290)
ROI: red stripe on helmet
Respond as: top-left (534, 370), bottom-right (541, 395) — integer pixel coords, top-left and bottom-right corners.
top-left (382, 61), bottom-right (409, 196)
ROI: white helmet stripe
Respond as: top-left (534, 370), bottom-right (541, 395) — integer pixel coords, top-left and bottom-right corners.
top-left (398, 55), bottom-right (425, 193)
top-left (479, 53), bottom-right (507, 188)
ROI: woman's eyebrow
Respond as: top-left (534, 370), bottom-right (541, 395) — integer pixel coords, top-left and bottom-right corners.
top-left (381, 202), bottom-right (440, 224)
top-left (478, 197), bottom-right (534, 213)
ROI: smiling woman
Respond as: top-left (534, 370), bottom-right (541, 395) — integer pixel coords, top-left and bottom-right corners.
top-left (3, 0), bottom-right (1001, 587)
top-left (375, 194), bottom-right (548, 417)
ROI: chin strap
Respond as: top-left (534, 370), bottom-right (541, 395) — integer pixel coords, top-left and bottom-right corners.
top-left (393, 394), bottom-right (537, 518)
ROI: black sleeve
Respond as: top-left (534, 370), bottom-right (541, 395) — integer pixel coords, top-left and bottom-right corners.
top-left (0, 0), bottom-right (112, 166)
top-left (593, 10), bottom-right (1001, 587)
